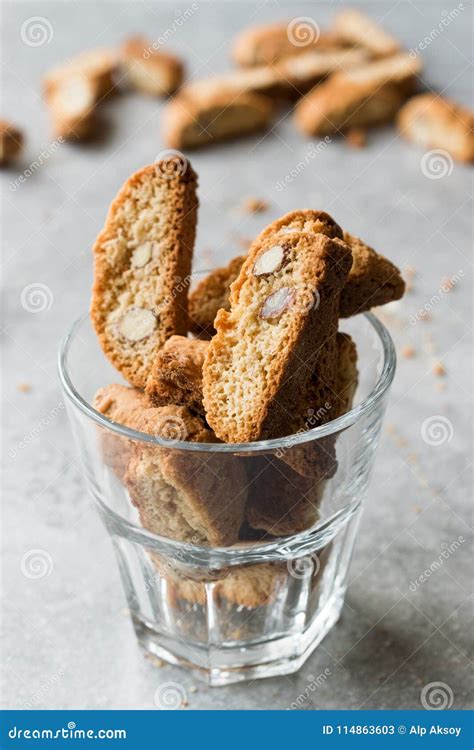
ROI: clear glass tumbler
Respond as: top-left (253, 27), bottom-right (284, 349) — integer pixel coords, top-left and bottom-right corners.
top-left (58, 311), bottom-right (395, 686)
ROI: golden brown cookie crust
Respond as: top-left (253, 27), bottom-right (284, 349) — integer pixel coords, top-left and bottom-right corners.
top-left (188, 255), bottom-right (246, 336)
top-left (332, 9), bottom-right (400, 58)
top-left (90, 161), bottom-right (198, 387)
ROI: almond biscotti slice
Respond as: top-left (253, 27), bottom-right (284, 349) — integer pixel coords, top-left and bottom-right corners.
top-left (93, 383), bottom-right (150, 480)
top-left (46, 74), bottom-right (98, 140)
top-left (397, 94), bottom-right (474, 164)
top-left (232, 20), bottom-right (343, 67)
top-left (188, 255), bottom-right (247, 337)
top-left (332, 9), bottom-right (400, 58)
top-left (295, 73), bottom-right (404, 137)
top-left (90, 161), bottom-right (198, 388)
top-left (341, 53), bottom-right (422, 97)
top-left (145, 335), bottom-right (208, 416)
top-left (276, 47), bottom-right (371, 96)
top-left (202, 231), bottom-right (353, 443)
top-left (334, 332), bottom-right (359, 416)
top-left (120, 35), bottom-right (184, 96)
top-left (163, 90), bottom-right (274, 150)
top-left (125, 406), bottom-right (248, 546)
top-left (339, 232), bottom-right (405, 317)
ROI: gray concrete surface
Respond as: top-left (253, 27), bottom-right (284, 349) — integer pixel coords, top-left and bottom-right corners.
top-left (1, 0), bottom-right (472, 710)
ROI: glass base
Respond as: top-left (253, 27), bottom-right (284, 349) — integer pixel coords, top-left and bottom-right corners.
top-left (132, 586), bottom-right (345, 686)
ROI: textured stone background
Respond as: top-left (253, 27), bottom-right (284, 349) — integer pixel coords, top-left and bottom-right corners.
top-left (1, 0), bottom-right (472, 710)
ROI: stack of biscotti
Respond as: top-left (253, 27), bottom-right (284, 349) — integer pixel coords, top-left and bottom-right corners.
top-left (89, 160), bottom-right (405, 609)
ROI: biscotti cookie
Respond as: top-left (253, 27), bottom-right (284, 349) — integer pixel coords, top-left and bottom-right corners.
top-left (232, 20), bottom-right (343, 67)
top-left (93, 383), bottom-right (150, 480)
top-left (397, 94), bottom-right (474, 164)
top-left (183, 47), bottom-right (370, 104)
top-left (203, 231), bottom-right (352, 443)
top-left (44, 48), bottom-right (118, 100)
top-left (145, 335), bottom-right (208, 416)
top-left (295, 72), bottom-right (404, 137)
top-left (332, 9), bottom-right (400, 58)
top-left (339, 232), bottom-right (405, 317)
top-left (188, 255), bottom-right (246, 337)
top-left (90, 161), bottom-right (198, 388)
top-left (0, 120), bottom-right (23, 165)
top-left (125, 406), bottom-right (248, 546)
top-left (120, 35), bottom-right (184, 96)
top-left (340, 53), bottom-right (422, 97)
top-left (163, 90), bottom-right (273, 150)
top-left (245, 456), bottom-right (324, 536)
top-left (45, 74), bottom-right (97, 140)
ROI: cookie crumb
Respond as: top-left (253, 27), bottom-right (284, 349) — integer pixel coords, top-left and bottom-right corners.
top-left (17, 382), bottom-right (31, 393)
top-left (144, 653), bottom-right (165, 668)
top-left (400, 345), bottom-right (416, 359)
top-left (432, 361), bottom-right (446, 377)
top-left (243, 197), bottom-right (269, 214)
top-left (345, 128), bottom-right (367, 148)
top-left (435, 381), bottom-right (446, 392)
top-left (189, 685), bottom-right (198, 693)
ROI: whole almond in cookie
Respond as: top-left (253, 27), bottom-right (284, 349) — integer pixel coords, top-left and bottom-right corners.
top-left (90, 160), bottom-right (198, 387)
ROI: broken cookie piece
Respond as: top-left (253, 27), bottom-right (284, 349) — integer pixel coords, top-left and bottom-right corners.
top-left (120, 35), bottom-right (184, 96)
top-left (90, 160), bottom-right (198, 388)
top-left (397, 93), bottom-right (474, 164)
top-left (145, 335), bottom-right (208, 416)
top-left (44, 48), bottom-right (118, 101)
top-left (188, 255), bottom-right (246, 338)
top-left (125, 406), bottom-right (248, 546)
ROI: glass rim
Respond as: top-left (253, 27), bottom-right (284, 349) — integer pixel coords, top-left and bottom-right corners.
top-left (58, 311), bottom-right (396, 453)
